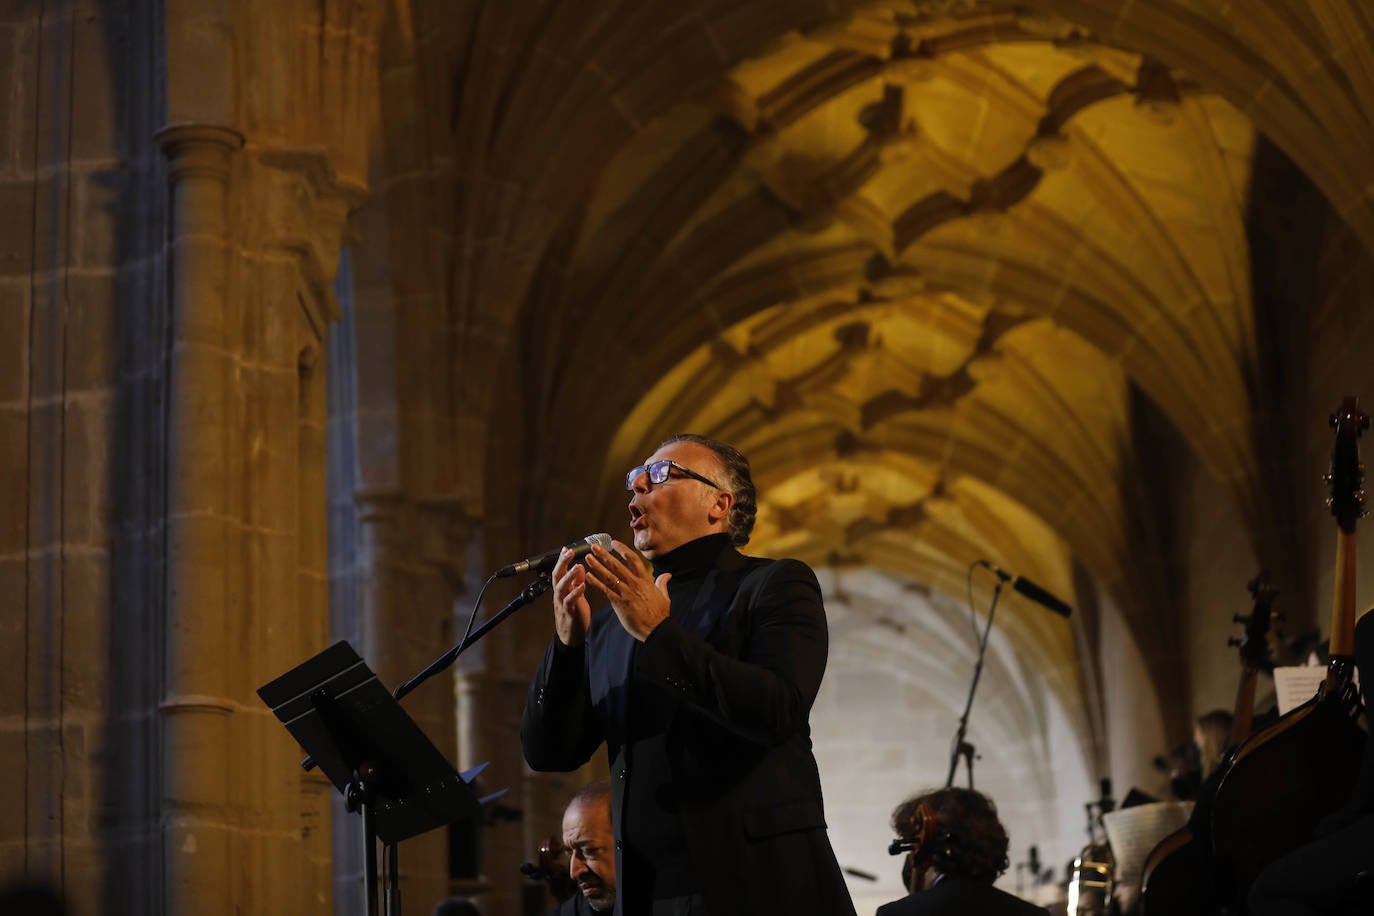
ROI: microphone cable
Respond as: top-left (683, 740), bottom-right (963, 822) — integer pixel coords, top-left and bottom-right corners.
top-left (394, 572), bottom-right (496, 701)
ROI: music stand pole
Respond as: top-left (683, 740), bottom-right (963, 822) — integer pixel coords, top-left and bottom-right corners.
top-left (386, 840), bottom-right (400, 916)
top-left (343, 762), bottom-right (382, 916)
top-left (945, 578), bottom-right (1006, 789)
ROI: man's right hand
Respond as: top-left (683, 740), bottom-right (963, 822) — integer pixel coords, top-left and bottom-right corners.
top-left (553, 547), bottom-right (592, 647)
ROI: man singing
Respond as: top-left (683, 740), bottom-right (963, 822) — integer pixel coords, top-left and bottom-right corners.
top-left (521, 434), bottom-right (855, 916)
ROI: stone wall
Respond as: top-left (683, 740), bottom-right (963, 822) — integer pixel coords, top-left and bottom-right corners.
top-left (0, 3), bottom-right (167, 913)
top-left (1, 1), bottom-right (385, 913)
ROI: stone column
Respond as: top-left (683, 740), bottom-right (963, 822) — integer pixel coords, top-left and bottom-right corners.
top-left (155, 122), bottom-right (243, 916)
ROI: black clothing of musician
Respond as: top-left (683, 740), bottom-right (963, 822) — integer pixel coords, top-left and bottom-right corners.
top-left (521, 436), bottom-right (855, 916)
top-left (876, 874), bottom-right (1048, 916)
top-left (549, 893), bottom-right (598, 916)
top-left (1247, 612), bottom-right (1374, 915)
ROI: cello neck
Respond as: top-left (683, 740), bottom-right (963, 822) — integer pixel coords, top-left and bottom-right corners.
top-left (1328, 528), bottom-right (1357, 662)
top-left (1323, 396), bottom-right (1367, 670)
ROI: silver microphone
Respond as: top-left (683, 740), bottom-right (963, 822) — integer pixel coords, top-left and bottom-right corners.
top-left (495, 533), bottom-right (613, 578)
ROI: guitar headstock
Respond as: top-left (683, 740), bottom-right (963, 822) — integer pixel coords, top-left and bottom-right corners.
top-left (1229, 573), bottom-right (1278, 673)
top-left (1327, 397), bottom-right (1370, 533)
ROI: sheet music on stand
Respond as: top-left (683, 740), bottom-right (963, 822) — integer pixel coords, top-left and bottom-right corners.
top-left (1102, 801), bottom-right (1193, 889)
top-left (258, 640), bottom-right (486, 844)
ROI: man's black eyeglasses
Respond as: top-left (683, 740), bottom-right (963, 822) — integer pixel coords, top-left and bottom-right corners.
top-left (625, 459), bottom-right (724, 492)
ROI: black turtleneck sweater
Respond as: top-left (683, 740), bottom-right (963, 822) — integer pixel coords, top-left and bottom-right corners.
top-left (621, 532), bottom-right (733, 899)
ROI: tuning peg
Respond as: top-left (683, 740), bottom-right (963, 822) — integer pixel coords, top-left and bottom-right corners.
top-left (1273, 612), bottom-right (1285, 622)
top-left (1227, 637), bottom-right (1241, 648)
top-left (1326, 497), bottom-right (1335, 508)
top-left (1233, 614), bottom-right (1248, 624)
top-left (1323, 472), bottom-right (1333, 484)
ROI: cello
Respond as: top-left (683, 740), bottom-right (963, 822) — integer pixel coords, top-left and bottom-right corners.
top-left (1138, 575), bottom-right (1278, 915)
top-left (1208, 397), bottom-right (1368, 910)
top-left (519, 834), bottom-right (578, 904)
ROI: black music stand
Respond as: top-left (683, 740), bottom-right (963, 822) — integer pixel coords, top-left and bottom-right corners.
top-left (258, 641), bottom-right (491, 916)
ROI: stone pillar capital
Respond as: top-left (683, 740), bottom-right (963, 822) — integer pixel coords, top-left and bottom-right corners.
top-left (155, 123), bottom-right (245, 182)
top-left (253, 147), bottom-right (367, 332)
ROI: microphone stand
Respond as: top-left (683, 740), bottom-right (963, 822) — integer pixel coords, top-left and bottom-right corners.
top-left (394, 574), bottom-right (553, 702)
top-left (945, 574), bottom-right (1006, 789)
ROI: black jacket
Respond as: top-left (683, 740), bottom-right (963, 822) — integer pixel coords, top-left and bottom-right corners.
top-left (876, 877), bottom-right (1048, 916)
top-left (548, 893), bottom-right (597, 916)
top-left (521, 538), bottom-right (855, 916)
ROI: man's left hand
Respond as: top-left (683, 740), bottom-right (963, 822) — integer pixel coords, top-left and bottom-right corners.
top-left (584, 540), bottom-right (672, 642)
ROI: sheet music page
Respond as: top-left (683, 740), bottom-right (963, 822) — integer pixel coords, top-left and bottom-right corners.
top-left (1101, 801), bottom-right (1192, 888)
top-left (1272, 664), bottom-right (1362, 715)
top-left (1273, 666), bottom-right (1326, 716)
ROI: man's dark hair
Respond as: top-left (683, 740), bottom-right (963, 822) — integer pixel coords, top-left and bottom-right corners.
top-left (659, 434), bottom-right (757, 546)
top-left (566, 779), bottom-right (612, 813)
top-left (891, 787), bottom-right (1010, 884)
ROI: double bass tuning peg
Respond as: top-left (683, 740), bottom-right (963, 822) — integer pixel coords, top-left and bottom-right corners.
top-left (1227, 637), bottom-right (1241, 648)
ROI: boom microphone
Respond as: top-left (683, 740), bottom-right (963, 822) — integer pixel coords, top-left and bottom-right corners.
top-left (495, 533), bottom-right (613, 578)
top-left (980, 561), bottom-right (1073, 618)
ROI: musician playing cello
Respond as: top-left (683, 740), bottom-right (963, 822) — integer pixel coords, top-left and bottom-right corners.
top-left (878, 787), bottom-right (1046, 915)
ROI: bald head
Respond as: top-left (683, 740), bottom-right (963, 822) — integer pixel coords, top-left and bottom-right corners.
top-left (562, 783), bottom-right (616, 912)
